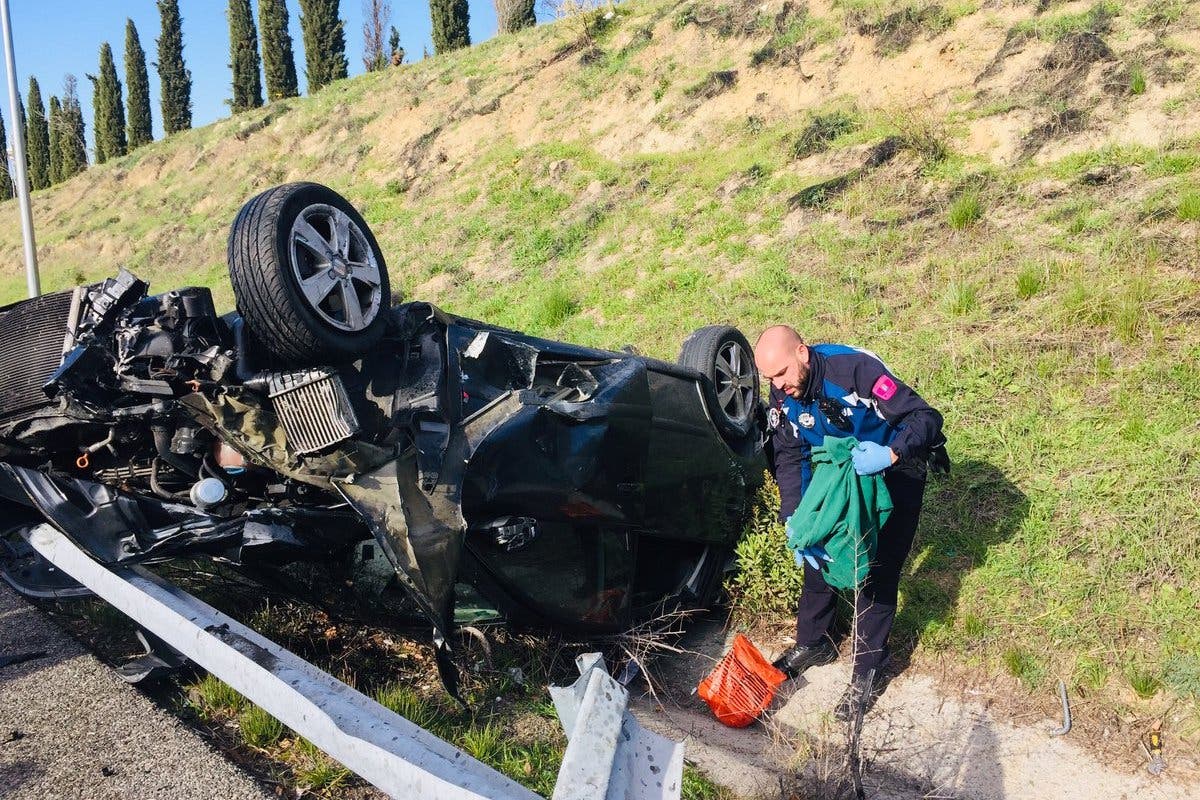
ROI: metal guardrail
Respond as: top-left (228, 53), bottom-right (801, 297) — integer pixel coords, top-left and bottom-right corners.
top-left (24, 523), bottom-right (539, 800)
top-left (550, 653), bottom-right (684, 800)
top-left (24, 523), bottom-right (685, 800)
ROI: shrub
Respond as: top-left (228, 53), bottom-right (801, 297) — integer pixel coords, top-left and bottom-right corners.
top-left (725, 477), bottom-right (804, 623)
top-left (791, 110), bottom-right (858, 159)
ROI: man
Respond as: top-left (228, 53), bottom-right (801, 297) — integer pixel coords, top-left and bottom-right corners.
top-left (753, 325), bottom-right (945, 721)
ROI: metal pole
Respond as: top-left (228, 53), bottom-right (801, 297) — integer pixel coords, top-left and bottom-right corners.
top-left (0, 0), bottom-right (40, 298)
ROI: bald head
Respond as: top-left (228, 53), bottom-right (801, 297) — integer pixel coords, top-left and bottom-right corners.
top-left (755, 325), bottom-right (802, 353)
top-left (754, 325), bottom-right (810, 399)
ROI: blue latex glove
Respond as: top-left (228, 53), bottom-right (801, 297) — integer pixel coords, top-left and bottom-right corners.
top-left (793, 545), bottom-right (833, 571)
top-left (852, 441), bottom-right (894, 476)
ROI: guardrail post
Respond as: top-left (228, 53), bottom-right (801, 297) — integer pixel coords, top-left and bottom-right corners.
top-left (550, 653), bottom-right (684, 800)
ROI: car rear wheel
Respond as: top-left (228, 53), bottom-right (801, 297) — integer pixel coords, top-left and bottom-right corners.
top-left (678, 325), bottom-right (759, 439)
top-left (227, 182), bottom-right (391, 365)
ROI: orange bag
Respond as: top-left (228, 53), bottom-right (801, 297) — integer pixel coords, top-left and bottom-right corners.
top-left (697, 633), bottom-right (786, 728)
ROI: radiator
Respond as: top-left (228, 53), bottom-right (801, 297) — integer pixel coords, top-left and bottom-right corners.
top-left (0, 290), bottom-right (74, 420)
top-left (266, 369), bottom-right (360, 455)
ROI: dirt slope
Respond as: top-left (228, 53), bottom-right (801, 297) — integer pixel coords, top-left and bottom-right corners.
top-left (0, 1), bottom-right (1195, 300)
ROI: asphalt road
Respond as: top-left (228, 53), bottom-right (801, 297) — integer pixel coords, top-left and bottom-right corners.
top-left (0, 583), bottom-right (271, 800)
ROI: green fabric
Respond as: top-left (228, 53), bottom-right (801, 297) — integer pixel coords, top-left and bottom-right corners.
top-left (785, 436), bottom-right (894, 590)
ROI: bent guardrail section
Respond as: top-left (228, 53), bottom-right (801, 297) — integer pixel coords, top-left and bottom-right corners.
top-left (24, 523), bottom-right (684, 800)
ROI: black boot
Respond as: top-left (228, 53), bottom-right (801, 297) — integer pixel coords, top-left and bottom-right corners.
top-left (771, 639), bottom-right (837, 679)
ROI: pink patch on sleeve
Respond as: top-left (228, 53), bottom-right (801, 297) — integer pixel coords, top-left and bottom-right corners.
top-left (872, 375), bottom-right (897, 401)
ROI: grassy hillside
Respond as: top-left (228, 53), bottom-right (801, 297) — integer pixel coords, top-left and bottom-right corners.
top-left (3, 0), bottom-right (1199, 742)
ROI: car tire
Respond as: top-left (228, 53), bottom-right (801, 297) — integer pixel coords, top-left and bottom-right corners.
top-left (678, 325), bottom-right (759, 439)
top-left (227, 182), bottom-right (391, 365)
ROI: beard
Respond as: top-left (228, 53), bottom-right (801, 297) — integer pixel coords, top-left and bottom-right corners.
top-left (790, 358), bottom-right (811, 397)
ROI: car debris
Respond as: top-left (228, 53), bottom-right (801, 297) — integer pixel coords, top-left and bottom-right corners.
top-left (1048, 679), bottom-right (1071, 737)
top-left (1142, 728), bottom-right (1167, 776)
top-left (0, 182), bottom-right (766, 695)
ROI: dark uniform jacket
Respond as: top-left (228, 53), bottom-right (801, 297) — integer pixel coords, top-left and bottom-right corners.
top-left (767, 344), bottom-right (944, 520)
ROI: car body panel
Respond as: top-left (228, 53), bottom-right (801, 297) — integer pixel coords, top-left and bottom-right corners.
top-left (0, 271), bottom-right (765, 691)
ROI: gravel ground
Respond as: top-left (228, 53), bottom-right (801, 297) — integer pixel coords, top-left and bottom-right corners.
top-left (0, 583), bottom-right (272, 800)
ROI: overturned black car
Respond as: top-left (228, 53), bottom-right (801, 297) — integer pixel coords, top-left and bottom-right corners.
top-left (0, 183), bottom-right (765, 686)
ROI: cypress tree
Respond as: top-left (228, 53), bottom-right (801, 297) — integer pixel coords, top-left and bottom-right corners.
top-left (495, 0), bottom-right (535, 34)
top-left (298, 0), bottom-right (348, 92)
top-left (0, 112), bottom-right (12, 200)
top-left (430, 0), bottom-right (470, 54)
top-left (91, 43), bottom-right (127, 164)
top-left (48, 96), bottom-right (62, 185)
top-left (59, 75), bottom-right (87, 180)
top-left (25, 77), bottom-right (49, 190)
top-left (228, 0), bottom-right (263, 112)
top-left (259, 0), bottom-right (299, 101)
top-left (389, 26), bottom-right (403, 66)
top-left (125, 19), bottom-right (153, 149)
top-left (155, 0), bottom-right (192, 134)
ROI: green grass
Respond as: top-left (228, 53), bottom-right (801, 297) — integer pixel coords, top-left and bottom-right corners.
top-left (1127, 665), bottom-right (1163, 699)
top-left (188, 675), bottom-right (245, 718)
top-left (459, 724), bottom-right (506, 763)
top-left (1012, 0), bottom-right (1121, 41)
top-left (1075, 656), bottom-right (1109, 690)
top-left (682, 765), bottom-right (738, 800)
top-left (1015, 263), bottom-right (1044, 299)
top-left (1004, 647), bottom-right (1044, 688)
top-left (238, 705), bottom-right (286, 749)
top-left (532, 285), bottom-right (580, 328)
top-left (948, 191), bottom-right (983, 229)
top-left (1177, 190), bottom-right (1200, 221)
top-left (943, 280), bottom-right (978, 314)
top-left (1129, 63), bottom-right (1147, 95)
top-left (374, 684), bottom-right (453, 739)
top-left (295, 740), bottom-right (351, 792)
top-left (1133, 0), bottom-right (1189, 28)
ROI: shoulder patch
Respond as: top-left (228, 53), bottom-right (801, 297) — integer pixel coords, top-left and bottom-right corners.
top-left (872, 374), bottom-right (897, 401)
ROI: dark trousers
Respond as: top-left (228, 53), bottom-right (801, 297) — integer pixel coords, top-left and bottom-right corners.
top-left (794, 469), bottom-right (926, 678)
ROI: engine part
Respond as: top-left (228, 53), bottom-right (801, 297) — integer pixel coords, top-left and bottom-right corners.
top-left (213, 440), bottom-right (247, 469)
top-left (265, 369), bottom-right (360, 455)
top-left (190, 478), bottom-right (229, 510)
top-left (171, 426), bottom-right (203, 455)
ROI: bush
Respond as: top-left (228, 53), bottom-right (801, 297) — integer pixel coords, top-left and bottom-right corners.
top-left (725, 476), bottom-right (804, 623)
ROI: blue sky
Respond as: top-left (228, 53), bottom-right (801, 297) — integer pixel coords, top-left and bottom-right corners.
top-left (0, 1), bottom-right (542, 151)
